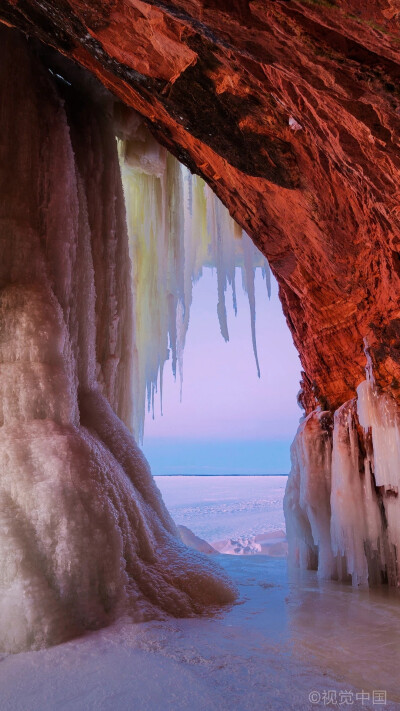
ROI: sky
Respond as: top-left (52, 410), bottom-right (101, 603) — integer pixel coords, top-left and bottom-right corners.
top-left (142, 268), bottom-right (303, 475)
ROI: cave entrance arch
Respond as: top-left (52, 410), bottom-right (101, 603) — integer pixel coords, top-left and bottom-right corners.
top-left (2, 7), bottom-right (400, 657)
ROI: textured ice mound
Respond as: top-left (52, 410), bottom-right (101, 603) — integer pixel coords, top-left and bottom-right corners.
top-left (0, 30), bottom-right (236, 653)
top-left (0, 394), bottom-right (236, 653)
top-left (213, 530), bottom-right (288, 556)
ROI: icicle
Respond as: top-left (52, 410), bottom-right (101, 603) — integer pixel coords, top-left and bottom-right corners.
top-left (262, 262), bottom-right (272, 299)
top-left (330, 401), bottom-right (380, 587)
top-left (159, 361), bottom-right (164, 416)
top-left (357, 379), bottom-right (400, 490)
top-left (232, 274), bottom-right (238, 316)
top-left (119, 128), bottom-right (271, 439)
top-left (242, 233), bottom-right (261, 378)
top-left (204, 185), bottom-right (229, 341)
top-left (357, 379), bottom-right (400, 583)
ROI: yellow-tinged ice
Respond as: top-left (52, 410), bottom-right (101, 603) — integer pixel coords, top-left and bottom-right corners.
top-left (119, 135), bottom-right (271, 440)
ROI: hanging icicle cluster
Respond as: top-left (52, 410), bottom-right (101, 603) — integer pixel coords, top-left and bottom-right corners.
top-left (284, 370), bottom-right (400, 587)
top-left (118, 125), bottom-right (271, 441)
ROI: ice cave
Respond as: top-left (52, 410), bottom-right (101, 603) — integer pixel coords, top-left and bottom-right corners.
top-left (1, 2), bottom-right (400, 709)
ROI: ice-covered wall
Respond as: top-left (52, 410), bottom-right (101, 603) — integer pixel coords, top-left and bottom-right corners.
top-left (117, 125), bottom-right (270, 440)
top-left (284, 376), bottom-right (400, 587)
top-left (0, 29), bottom-right (236, 654)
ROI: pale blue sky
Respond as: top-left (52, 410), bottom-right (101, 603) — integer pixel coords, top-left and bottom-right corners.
top-left (142, 268), bottom-right (302, 475)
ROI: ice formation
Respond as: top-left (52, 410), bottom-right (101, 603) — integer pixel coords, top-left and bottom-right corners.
top-left (284, 411), bottom-right (334, 578)
top-left (0, 30), bottom-right (236, 654)
top-left (118, 127), bottom-right (271, 439)
top-left (177, 525), bottom-right (218, 555)
top-left (212, 531), bottom-right (288, 557)
top-left (284, 374), bottom-right (400, 587)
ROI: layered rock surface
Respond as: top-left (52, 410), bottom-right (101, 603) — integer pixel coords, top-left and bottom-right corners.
top-left (1, 0), bottom-right (400, 411)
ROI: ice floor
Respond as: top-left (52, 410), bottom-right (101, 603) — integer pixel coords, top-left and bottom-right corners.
top-left (2, 555), bottom-right (400, 711)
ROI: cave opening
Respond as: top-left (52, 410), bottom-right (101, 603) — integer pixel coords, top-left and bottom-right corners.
top-left (116, 118), bottom-right (302, 556)
top-left (142, 260), bottom-right (301, 555)
top-left (139, 258), bottom-right (302, 554)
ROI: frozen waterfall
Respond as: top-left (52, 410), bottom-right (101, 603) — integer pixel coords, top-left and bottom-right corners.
top-left (284, 374), bottom-right (400, 587)
top-left (0, 29), bottom-right (236, 654)
top-left (117, 124), bottom-right (270, 440)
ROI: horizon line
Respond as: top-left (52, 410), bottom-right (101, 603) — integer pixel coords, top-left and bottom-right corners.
top-left (153, 473), bottom-right (289, 477)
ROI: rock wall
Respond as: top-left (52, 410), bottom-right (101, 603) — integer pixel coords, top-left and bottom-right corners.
top-left (1, 1), bottom-right (400, 412)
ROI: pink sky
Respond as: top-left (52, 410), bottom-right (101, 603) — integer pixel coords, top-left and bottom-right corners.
top-left (142, 269), bottom-right (302, 473)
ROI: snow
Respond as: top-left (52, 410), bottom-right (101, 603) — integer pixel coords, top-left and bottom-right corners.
top-left (2, 555), bottom-right (400, 710)
top-left (156, 475), bottom-right (288, 556)
top-left (213, 530), bottom-right (288, 556)
top-left (2, 466), bottom-right (400, 708)
top-left (288, 116), bottom-right (303, 131)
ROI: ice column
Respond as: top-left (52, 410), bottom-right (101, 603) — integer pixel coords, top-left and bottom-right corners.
top-left (330, 400), bottom-right (382, 586)
top-left (357, 379), bottom-right (400, 584)
top-left (284, 411), bottom-right (335, 578)
top-left (285, 379), bottom-right (400, 587)
top-left (0, 29), bottom-right (236, 654)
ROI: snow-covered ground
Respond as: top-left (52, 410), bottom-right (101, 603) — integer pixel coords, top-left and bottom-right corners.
top-left (155, 475), bottom-right (287, 554)
top-left (2, 475), bottom-right (400, 710)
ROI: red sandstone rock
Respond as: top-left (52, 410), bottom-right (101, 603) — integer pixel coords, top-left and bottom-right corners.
top-left (1, 1), bottom-right (400, 412)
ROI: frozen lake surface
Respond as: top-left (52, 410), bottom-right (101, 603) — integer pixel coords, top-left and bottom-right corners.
top-left (154, 475), bottom-right (287, 543)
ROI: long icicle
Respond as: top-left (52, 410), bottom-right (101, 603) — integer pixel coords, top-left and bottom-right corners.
top-left (119, 128), bottom-right (269, 439)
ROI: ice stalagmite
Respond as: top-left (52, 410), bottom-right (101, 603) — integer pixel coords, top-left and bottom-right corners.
top-left (0, 29), bottom-right (236, 654)
top-left (118, 129), bottom-right (271, 440)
